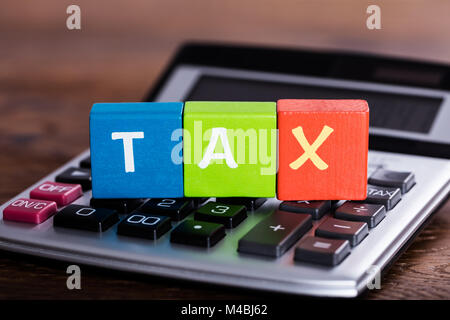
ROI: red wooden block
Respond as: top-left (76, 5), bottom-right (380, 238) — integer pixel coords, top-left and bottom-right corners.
top-left (277, 99), bottom-right (369, 200)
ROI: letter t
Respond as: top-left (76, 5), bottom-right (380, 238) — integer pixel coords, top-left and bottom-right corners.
top-left (112, 132), bottom-right (144, 173)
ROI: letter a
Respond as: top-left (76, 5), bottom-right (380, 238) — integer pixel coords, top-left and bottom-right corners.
top-left (112, 132), bottom-right (144, 173)
top-left (198, 128), bottom-right (238, 169)
top-left (66, 5), bottom-right (81, 30)
top-left (366, 5), bottom-right (381, 30)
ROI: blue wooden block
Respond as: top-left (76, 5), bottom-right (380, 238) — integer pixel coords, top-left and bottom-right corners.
top-left (90, 102), bottom-right (184, 198)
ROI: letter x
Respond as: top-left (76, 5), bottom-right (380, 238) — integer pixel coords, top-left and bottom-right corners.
top-left (289, 125), bottom-right (334, 170)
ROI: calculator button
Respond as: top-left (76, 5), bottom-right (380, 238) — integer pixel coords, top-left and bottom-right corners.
top-left (315, 217), bottom-right (368, 247)
top-left (117, 213), bottom-right (171, 240)
top-left (30, 181), bottom-right (82, 207)
top-left (170, 220), bottom-right (226, 248)
top-left (279, 201), bottom-right (331, 220)
top-left (216, 198), bottom-right (266, 211)
top-left (54, 204), bottom-right (119, 232)
top-left (190, 198), bottom-right (210, 207)
top-left (55, 167), bottom-right (91, 190)
top-left (194, 202), bottom-right (247, 229)
top-left (139, 198), bottom-right (194, 221)
top-left (294, 236), bottom-right (351, 266)
top-left (79, 156), bottom-right (91, 169)
top-left (3, 198), bottom-right (57, 224)
top-left (364, 184), bottom-right (401, 210)
top-left (369, 169), bottom-right (415, 194)
top-left (335, 202), bottom-right (386, 228)
top-left (238, 210), bottom-right (312, 257)
top-left (90, 198), bottom-right (144, 214)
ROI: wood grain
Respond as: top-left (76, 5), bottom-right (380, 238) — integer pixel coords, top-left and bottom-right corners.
top-left (0, 0), bottom-right (449, 299)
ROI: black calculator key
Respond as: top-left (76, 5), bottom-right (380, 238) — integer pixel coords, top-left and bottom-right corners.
top-left (170, 220), bottom-right (225, 248)
top-left (139, 198), bottom-right (194, 221)
top-left (335, 202), bottom-right (386, 228)
top-left (369, 169), bottom-right (415, 194)
top-left (279, 200), bottom-right (331, 220)
top-left (117, 213), bottom-right (171, 240)
top-left (194, 202), bottom-right (247, 229)
top-left (315, 217), bottom-right (368, 247)
top-left (294, 236), bottom-right (351, 266)
top-left (79, 156), bottom-right (91, 169)
top-left (90, 198), bottom-right (144, 214)
top-left (216, 198), bottom-right (266, 211)
top-left (364, 184), bottom-right (401, 210)
top-left (55, 167), bottom-right (91, 190)
top-left (190, 198), bottom-right (210, 207)
top-left (238, 210), bottom-right (312, 257)
top-left (54, 204), bottom-right (119, 232)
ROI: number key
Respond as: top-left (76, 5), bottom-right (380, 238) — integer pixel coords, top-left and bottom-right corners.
top-left (53, 204), bottom-right (119, 232)
top-left (139, 198), bottom-right (194, 221)
top-left (117, 213), bottom-right (171, 240)
top-left (194, 202), bottom-right (247, 228)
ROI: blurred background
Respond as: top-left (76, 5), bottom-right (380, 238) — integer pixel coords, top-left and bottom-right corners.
top-left (0, 0), bottom-right (449, 299)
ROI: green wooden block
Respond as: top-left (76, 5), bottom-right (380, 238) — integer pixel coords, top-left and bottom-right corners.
top-left (183, 101), bottom-right (277, 197)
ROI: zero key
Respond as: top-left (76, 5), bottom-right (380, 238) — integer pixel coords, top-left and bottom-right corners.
top-left (238, 210), bottom-right (312, 257)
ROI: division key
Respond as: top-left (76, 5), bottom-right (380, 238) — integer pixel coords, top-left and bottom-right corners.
top-left (238, 210), bottom-right (312, 258)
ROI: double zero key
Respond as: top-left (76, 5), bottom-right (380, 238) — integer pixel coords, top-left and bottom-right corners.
top-left (238, 210), bottom-right (312, 257)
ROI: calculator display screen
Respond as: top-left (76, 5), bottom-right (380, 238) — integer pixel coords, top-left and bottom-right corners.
top-left (186, 75), bottom-right (442, 133)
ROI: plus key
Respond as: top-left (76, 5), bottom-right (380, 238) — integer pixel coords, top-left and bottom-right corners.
top-left (238, 210), bottom-right (312, 257)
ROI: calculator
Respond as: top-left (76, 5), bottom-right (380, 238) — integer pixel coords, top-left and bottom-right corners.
top-left (1, 43), bottom-right (449, 297)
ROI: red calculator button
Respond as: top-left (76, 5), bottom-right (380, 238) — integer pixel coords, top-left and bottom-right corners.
top-left (3, 198), bottom-right (57, 224)
top-left (30, 181), bottom-right (82, 206)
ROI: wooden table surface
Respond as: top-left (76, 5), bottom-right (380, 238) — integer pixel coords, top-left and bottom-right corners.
top-left (1, 0), bottom-right (449, 299)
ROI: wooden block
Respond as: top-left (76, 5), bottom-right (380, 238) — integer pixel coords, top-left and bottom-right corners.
top-left (277, 99), bottom-right (369, 200)
top-left (90, 102), bottom-right (184, 198)
top-left (183, 101), bottom-right (277, 197)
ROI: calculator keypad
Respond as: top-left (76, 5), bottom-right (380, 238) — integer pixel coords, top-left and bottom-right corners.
top-left (0, 164), bottom-right (418, 268)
